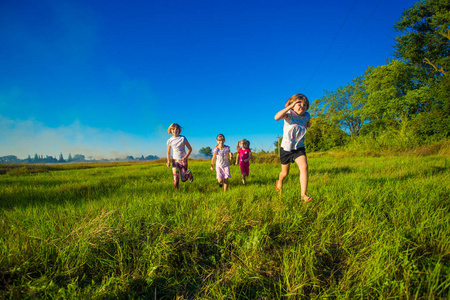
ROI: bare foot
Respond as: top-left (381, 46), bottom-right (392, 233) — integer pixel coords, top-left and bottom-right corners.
top-left (302, 195), bottom-right (313, 203)
top-left (276, 180), bottom-right (282, 192)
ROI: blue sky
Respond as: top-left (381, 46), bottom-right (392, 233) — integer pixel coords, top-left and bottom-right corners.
top-left (1, 0), bottom-right (418, 159)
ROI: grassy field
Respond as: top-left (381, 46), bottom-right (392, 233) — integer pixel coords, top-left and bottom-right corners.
top-left (0, 152), bottom-right (449, 299)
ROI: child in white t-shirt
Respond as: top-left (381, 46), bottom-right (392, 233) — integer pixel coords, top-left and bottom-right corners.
top-left (166, 123), bottom-right (193, 189)
top-left (274, 94), bottom-right (313, 203)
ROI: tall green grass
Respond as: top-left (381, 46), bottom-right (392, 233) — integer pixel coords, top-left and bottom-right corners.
top-left (0, 154), bottom-right (449, 299)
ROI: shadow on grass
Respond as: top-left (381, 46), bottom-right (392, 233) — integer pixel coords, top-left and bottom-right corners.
top-left (313, 166), bottom-right (353, 175)
top-left (429, 166), bottom-right (448, 175)
top-left (314, 243), bottom-right (347, 288)
top-left (128, 234), bottom-right (222, 299)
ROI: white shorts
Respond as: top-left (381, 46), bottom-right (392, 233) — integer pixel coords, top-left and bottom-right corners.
top-left (216, 165), bottom-right (231, 179)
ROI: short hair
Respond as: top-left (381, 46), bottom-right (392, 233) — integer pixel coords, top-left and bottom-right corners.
top-left (285, 94), bottom-right (309, 110)
top-left (216, 134), bottom-right (225, 141)
top-left (167, 123), bottom-right (181, 134)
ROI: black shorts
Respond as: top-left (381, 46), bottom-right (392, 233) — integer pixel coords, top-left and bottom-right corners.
top-left (279, 147), bottom-right (306, 165)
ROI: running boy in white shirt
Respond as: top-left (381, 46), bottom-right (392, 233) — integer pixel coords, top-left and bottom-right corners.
top-left (166, 123), bottom-right (193, 189)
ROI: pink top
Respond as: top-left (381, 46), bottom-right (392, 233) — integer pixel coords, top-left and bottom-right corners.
top-left (238, 148), bottom-right (251, 166)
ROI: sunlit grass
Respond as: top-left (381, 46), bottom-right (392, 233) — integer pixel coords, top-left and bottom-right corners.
top-left (0, 154), bottom-right (449, 299)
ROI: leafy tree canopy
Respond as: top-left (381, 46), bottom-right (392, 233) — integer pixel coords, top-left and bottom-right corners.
top-left (199, 147), bottom-right (212, 157)
top-left (305, 117), bottom-right (349, 152)
top-left (394, 0), bottom-right (450, 75)
top-left (312, 76), bottom-right (365, 136)
top-left (361, 60), bottom-right (430, 122)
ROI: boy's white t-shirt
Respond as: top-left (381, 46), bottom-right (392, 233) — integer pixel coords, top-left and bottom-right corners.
top-left (167, 135), bottom-right (187, 160)
top-left (281, 110), bottom-right (310, 151)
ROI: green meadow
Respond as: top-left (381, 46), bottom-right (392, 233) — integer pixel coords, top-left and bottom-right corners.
top-left (1, 151), bottom-right (449, 299)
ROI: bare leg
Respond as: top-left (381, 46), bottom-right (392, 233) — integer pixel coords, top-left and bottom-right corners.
top-left (294, 155), bottom-right (312, 202)
top-left (223, 178), bottom-right (229, 191)
top-left (277, 163), bottom-right (290, 191)
top-left (181, 170), bottom-right (193, 182)
top-left (172, 169), bottom-right (180, 189)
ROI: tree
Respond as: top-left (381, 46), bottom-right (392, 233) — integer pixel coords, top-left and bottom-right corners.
top-left (394, 0), bottom-right (450, 76)
top-left (312, 76), bottom-right (365, 136)
top-left (58, 153), bottom-right (65, 163)
top-left (44, 155), bottom-right (57, 163)
top-left (412, 74), bottom-right (450, 140)
top-left (0, 155), bottom-right (19, 163)
top-left (145, 155), bottom-right (159, 160)
top-left (273, 136), bottom-right (283, 154)
top-left (305, 117), bottom-right (349, 152)
top-left (199, 147), bottom-right (212, 157)
top-left (361, 60), bottom-right (429, 123)
top-left (72, 154), bottom-right (85, 162)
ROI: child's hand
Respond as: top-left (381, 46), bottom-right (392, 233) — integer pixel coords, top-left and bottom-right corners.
top-left (210, 166), bottom-right (214, 171)
top-left (289, 100), bottom-right (301, 108)
top-left (166, 162), bottom-right (170, 167)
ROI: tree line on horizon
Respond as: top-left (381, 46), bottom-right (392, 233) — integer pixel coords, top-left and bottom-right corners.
top-left (0, 153), bottom-right (160, 164)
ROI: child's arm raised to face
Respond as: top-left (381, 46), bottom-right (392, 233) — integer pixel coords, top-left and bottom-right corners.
top-left (274, 101), bottom-right (301, 121)
top-left (166, 145), bottom-right (171, 167)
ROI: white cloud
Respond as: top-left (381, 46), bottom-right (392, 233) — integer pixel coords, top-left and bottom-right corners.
top-left (0, 115), bottom-right (166, 159)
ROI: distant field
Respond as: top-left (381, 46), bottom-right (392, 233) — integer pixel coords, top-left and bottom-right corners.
top-left (0, 154), bottom-right (449, 299)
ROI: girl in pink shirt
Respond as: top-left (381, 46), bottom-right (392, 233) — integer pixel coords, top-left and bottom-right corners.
top-left (235, 139), bottom-right (252, 185)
